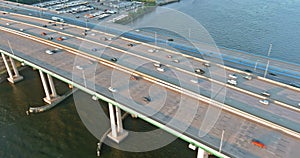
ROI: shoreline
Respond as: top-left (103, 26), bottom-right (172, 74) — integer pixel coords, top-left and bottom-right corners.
top-left (157, 0), bottom-right (180, 6)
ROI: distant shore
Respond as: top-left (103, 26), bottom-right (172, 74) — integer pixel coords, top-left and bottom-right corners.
top-left (157, 0), bottom-right (180, 6)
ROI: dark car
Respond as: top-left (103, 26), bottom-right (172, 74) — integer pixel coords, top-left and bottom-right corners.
top-left (244, 69), bottom-right (253, 73)
top-left (194, 68), bottom-right (205, 74)
top-left (42, 25), bottom-right (47, 28)
top-left (127, 43), bottom-right (134, 47)
top-left (110, 58), bottom-right (117, 62)
top-left (143, 97), bottom-right (151, 102)
top-left (167, 38), bottom-right (174, 41)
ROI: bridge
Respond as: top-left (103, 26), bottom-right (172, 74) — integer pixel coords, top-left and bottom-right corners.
top-left (1, 2), bottom-right (300, 158)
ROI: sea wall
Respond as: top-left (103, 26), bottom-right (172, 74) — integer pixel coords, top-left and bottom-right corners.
top-left (157, 0), bottom-right (180, 6)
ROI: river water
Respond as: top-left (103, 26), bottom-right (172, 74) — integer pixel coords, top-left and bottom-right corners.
top-left (1, 0), bottom-right (300, 158)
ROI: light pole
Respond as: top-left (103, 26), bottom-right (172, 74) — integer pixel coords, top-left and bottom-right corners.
top-left (219, 130), bottom-right (225, 153)
top-left (254, 59), bottom-right (259, 71)
top-left (7, 40), bottom-right (14, 56)
top-left (82, 70), bottom-right (87, 87)
top-left (154, 31), bottom-right (157, 46)
top-left (263, 43), bottom-right (272, 78)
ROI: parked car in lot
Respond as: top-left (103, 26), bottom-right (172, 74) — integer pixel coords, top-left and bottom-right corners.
top-left (227, 79), bottom-right (237, 86)
top-left (259, 99), bottom-right (269, 105)
top-left (194, 68), bottom-right (205, 75)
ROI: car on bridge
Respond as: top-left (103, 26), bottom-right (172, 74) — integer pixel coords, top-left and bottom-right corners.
top-left (108, 87), bottom-right (117, 93)
top-left (110, 58), bottom-right (117, 62)
top-left (143, 96), bottom-right (151, 103)
top-left (260, 91), bottom-right (271, 97)
top-left (227, 79), bottom-right (237, 86)
top-left (229, 74), bottom-right (238, 79)
top-left (251, 139), bottom-right (266, 148)
top-left (156, 67), bottom-right (165, 72)
top-left (194, 68), bottom-right (205, 75)
top-left (259, 99), bottom-right (269, 105)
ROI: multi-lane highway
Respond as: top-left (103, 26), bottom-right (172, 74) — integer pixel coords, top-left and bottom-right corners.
top-left (1, 5), bottom-right (300, 158)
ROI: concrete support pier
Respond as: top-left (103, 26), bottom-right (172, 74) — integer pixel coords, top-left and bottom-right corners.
top-left (1, 53), bottom-right (23, 83)
top-left (39, 70), bottom-right (60, 104)
top-left (107, 103), bottom-right (128, 143)
top-left (197, 148), bottom-right (208, 158)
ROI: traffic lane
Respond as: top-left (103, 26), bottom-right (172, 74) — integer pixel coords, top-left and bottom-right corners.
top-left (226, 87), bottom-right (300, 125)
top-left (276, 89), bottom-right (300, 107)
top-left (241, 77), bottom-right (300, 106)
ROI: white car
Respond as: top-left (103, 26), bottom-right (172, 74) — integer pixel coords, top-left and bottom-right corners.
top-left (19, 28), bottom-right (24, 32)
top-left (190, 79), bottom-right (198, 84)
top-left (6, 23), bottom-right (10, 26)
top-left (259, 99), bottom-right (269, 105)
top-left (153, 63), bottom-right (161, 67)
top-left (156, 67), bottom-right (165, 72)
top-left (229, 74), bottom-right (237, 79)
top-left (173, 59), bottom-right (179, 63)
top-left (108, 87), bottom-right (117, 93)
top-left (203, 63), bottom-right (211, 67)
top-left (243, 75), bottom-right (252, 80)
top-left (75, 65), bottom-right (83, 70)
top-left (261, 91), bottom-right (270, 97)
top-left (148, 49), bottom-right (158, 53)
top-left (45, 50), bottom-right (53, 55)
top-left (227, 79), bottom-right (237, 85)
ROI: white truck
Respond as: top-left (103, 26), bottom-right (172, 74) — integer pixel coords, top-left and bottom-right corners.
top-left (51, 16), bottom-right (64, 22)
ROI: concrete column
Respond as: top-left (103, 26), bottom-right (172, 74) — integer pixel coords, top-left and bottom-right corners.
top-left (9, 57), bottom-right (20, 77)
top-left (39, 70), bottom-right (51, 101)
top-left (1, 53), bottom-right (13, 79)
top-left (47, 74), bottom-right (57, 97)
top-left (115, 106), bottom-right (123, 133)
top-left (197, 148), bottom-right (208, 158)
top-left (108, 103), bottom-right (117, 138)
top-left (107, 103), bottom-right (128, 143)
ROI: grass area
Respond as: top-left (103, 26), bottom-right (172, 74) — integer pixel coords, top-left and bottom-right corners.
top-left (114, 6), bottom-right (155, 25)
top-left (136, 0), bottom-right (156, 6)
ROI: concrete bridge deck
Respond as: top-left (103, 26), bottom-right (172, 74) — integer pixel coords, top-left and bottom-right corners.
top-left (0, 5), bottom-right (300, 158)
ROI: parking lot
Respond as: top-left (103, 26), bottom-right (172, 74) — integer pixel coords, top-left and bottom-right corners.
top-left (33, 0), bottom-right (145, 23)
